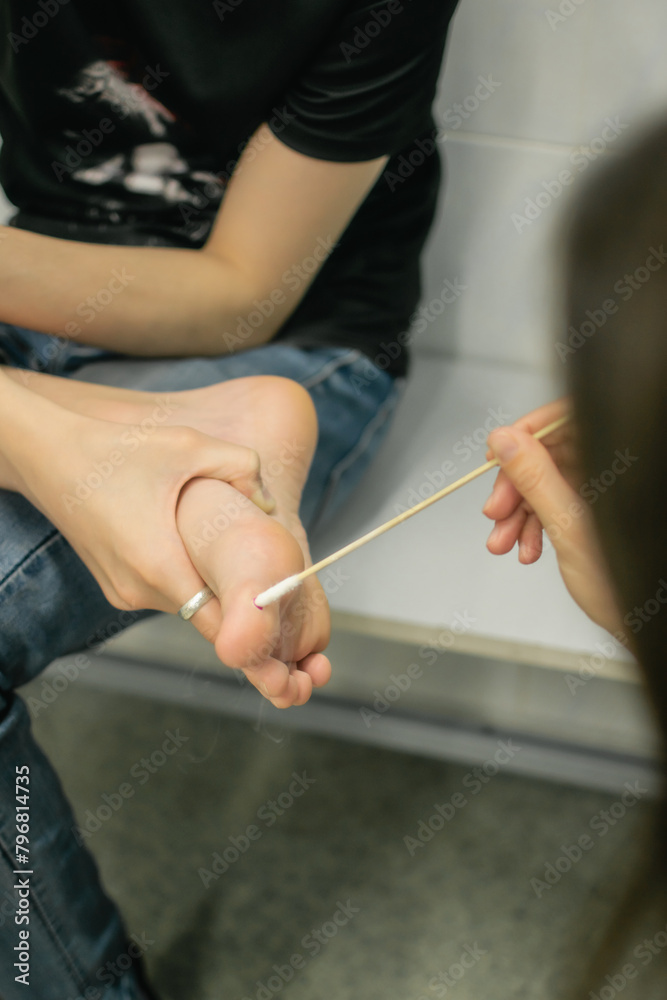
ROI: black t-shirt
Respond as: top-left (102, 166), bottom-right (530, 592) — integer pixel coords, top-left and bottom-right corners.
top-left (0, 0), bottom-right (457, 376)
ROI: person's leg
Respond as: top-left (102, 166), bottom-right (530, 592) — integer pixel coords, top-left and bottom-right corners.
top-left (0, 498), bottom-right (160, 999)
top-left (4, 340), bottom-right (403, 697)
top-left (65, 340), bottom-right (403, 533)
top-left (8, 324), bottom-right (403, 530)
top-left (0, 326), bottom-right (402, 996)
top-left (0, 325), bottom-right (162, 999)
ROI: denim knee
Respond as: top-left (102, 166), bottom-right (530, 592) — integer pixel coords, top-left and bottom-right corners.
top-left (0, 490), bottom-right (146, 691)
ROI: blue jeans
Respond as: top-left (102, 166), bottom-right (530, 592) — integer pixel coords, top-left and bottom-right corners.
top-left (0, 326), bottom-right (402, 999)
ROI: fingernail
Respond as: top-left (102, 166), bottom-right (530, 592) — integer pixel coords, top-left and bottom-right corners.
top-left (252, 486), bottom-right (276, 514)
top-left (489, 429), bottom-right (519, 463)
top-left (482, 493), bottom-right (494, 516)
top-left (260, 682), bottom-right (270, 698)
top-left (487, 524), bottom-right (502, 546)
top-left (262, 485), bottom-right (276, 507)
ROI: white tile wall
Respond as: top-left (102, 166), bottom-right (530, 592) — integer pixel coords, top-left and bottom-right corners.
top-left (436, 0), bottom-right (596, 147)
top-left (418, 135), bottom-right (575, 371)
top-left (419, 0), bottom-right (667, 367)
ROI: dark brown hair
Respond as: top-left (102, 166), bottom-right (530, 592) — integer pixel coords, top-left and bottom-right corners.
top-left (563, 118), bottom-right (667, 992)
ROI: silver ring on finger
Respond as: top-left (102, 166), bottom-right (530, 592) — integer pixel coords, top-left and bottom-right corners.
top-left (178, 586), bottom-right (215, 621)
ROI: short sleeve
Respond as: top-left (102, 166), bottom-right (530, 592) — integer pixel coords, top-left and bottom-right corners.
top-left (269, 0), bottom-right (457, 163)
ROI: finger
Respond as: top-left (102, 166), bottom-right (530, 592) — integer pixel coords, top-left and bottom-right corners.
top-left (509, 398), bottom-right (572, 437)
top-left (486, 504), bottom-right (529, 555)
top-left (127, 522), bottom-right (220, 616)
top-left (186, 593), bottom-right (224, 645)
top-left (482, 468), bottom-right (528, 521)
top-left (485, 398), bottom-right (573, 464)
top-left (185, 433), bottom-right (276, 514)
top-left (517, 512), bottom-right (544, 564)
top-left (155, 528), bottom-right (226, 638)
top-left (84, 529), bottom-right (213, 618)
top-left (486, 427), bottom-right (583, 553)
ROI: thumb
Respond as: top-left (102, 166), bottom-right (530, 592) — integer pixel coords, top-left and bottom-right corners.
top-left (189, 434), bottom-right (276, 514)
top-left (487, 427), bottom-right (582, 543)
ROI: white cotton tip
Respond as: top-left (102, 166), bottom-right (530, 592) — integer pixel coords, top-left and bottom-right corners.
top-left (253, 574), bottom-right (303, 609)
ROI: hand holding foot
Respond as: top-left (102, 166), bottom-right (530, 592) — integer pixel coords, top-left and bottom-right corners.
top-left (173, 377), bottom-right (332, 708)
top-left (2, 367), bottom-right (333, 705)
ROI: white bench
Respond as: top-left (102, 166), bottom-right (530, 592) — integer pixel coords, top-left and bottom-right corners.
top-left (90, 349), bottom-right (655, 795)
top-left (6, 0), bottom-right (667, 790)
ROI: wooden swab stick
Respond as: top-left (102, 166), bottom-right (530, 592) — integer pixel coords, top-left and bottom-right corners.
top-left (254, 412), bottom-right (572, 609)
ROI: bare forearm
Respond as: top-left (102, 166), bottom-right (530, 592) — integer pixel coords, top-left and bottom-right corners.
top-left (0, 226), bottom-right (280, 357)
top-left (0, 128), bottom-right (386, 359)
top-left (0, 367), bottom-right (79, 495)
top-left (2, 365), bottom-right (169, 423)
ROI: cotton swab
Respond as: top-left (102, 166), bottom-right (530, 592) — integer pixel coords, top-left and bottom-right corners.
top-left (253, 413), bottom-right (571, 609)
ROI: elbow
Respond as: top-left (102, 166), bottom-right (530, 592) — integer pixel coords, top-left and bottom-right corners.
top-left (200, 247), bottom-right (296, 354)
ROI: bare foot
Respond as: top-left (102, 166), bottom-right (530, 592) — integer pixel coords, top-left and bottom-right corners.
top-left (4, 368), bottom-right (332, 706)
top-left (172, 377), bottom-right (332, 708)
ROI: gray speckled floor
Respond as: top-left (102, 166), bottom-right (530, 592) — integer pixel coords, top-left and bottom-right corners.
top-left (24, 680), bottom-right (652, 1000)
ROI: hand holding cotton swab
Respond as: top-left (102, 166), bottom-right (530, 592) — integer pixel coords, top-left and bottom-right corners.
top-left (253, 413), bottom-right (571, 609)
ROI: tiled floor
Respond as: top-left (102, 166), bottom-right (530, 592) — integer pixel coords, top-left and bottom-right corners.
top-left (22, 678), bottom-right (659, 1000)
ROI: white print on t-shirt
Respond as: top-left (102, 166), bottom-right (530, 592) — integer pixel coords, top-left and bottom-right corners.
top-left (56, 60), bottom-right (226, 219)
top-left (58, 59), bottom-right (175, 137)
top-left (71, 142), bottom-right (224, 208)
